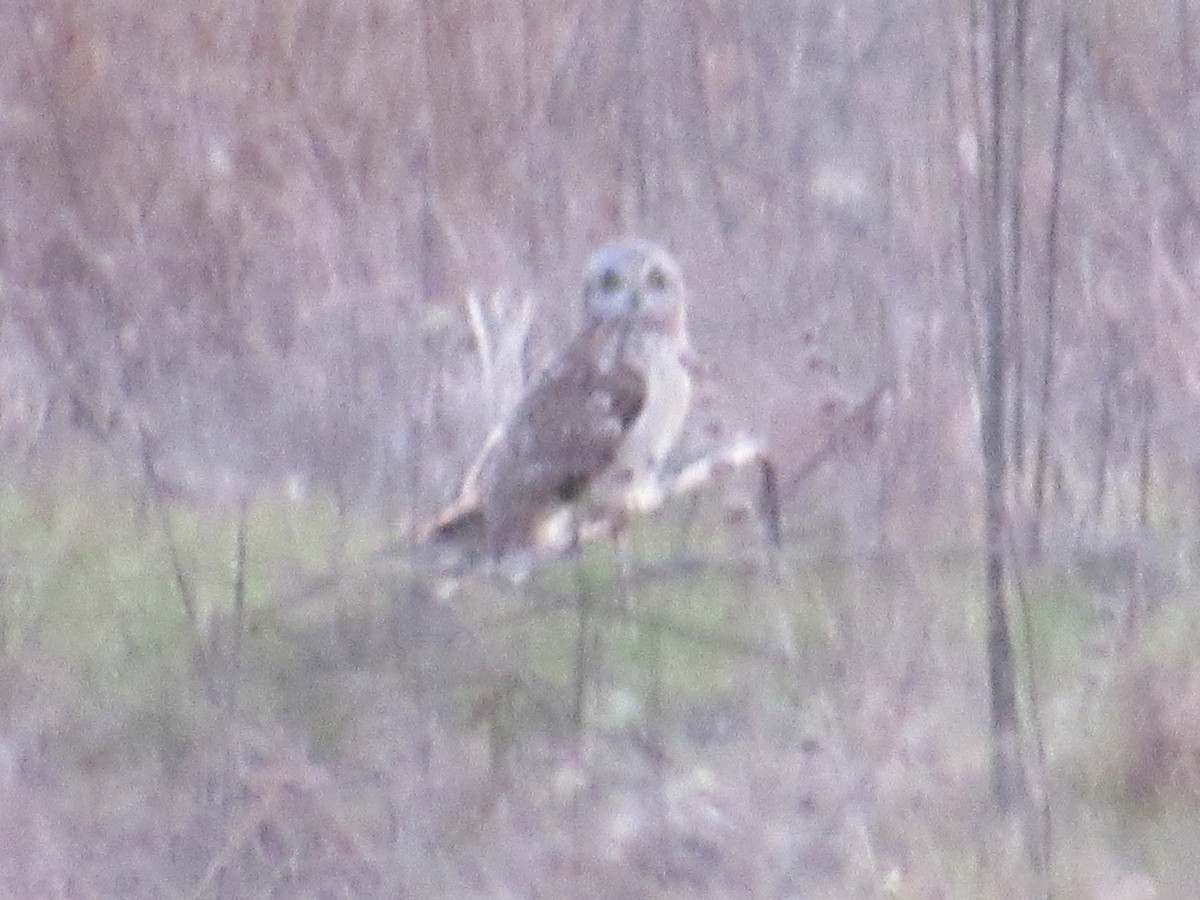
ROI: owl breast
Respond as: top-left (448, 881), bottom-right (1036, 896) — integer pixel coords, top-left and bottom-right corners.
top-left (596, 333), bottom-right (692, 512)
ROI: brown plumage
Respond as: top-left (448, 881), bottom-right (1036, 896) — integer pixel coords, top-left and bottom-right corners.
top-left (428, 239), bottom-right (692, 573)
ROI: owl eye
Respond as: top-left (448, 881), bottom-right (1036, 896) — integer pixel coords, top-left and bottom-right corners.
top-left (645, 266), bottom-right (667, 292)
top-left (600, 268), bottom-right (622, 293)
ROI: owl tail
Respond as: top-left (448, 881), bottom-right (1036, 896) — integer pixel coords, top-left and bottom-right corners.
top-left (416, 500), bottom-right (486, 574)
top-left (427, 501), bottom-right (485, 548)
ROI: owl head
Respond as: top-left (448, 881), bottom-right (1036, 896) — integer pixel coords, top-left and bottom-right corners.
top-left (581, 239), bottom-right (687, 340)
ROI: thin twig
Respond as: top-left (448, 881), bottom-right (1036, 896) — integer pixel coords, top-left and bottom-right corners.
top-left (136, 423), bottom-right (199, 628)
top-left (226, 495), bottom-right (250, 714)
top-left (569, 512), bottom-right (594, 744)
top-left (1032, 13), bottom-right (1072, 555)
top-left (1004, 517), bottom-right (1054, 898)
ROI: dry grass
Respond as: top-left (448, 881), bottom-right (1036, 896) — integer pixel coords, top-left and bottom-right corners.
top-left (2, 0), bottom-right (1200, 896)
top-left (0, 467), bottom-right (1197, 899)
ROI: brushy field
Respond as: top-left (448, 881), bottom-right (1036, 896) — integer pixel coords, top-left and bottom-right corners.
top-left (1, 464), bottom-right (1198, 899)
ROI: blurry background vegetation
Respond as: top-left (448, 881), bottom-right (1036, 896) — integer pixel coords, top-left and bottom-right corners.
top-left (1, 0), bottom-right (1199, 896)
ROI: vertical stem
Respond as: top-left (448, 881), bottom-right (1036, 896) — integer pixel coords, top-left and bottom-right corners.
top-left (1006, 0), bottom-right (1028, 480)
top-left (940, 0), bottom-right (983, 383)
top-left (1032, 15), bottom-right (1071, 554)
top-left (1181, 0), bottom-right (1193, 83)
top-left (570, 514), bottom-right (593, 745)
top-left (1137, 386), bottom-right (1153, 533)
top-left (520, 0), bottom-right (540, 267)
top-left (226, 495), bottom-right (250, 714)
top-left (418, 0), bottom-right (439, 302)
top-left (981, 0), bottom-right (1023, 808)
top-left (1093, 346), bottom-right (1113, 534)
top-left (619, 0), bottom-right (648, 230)
top-left (686, 6), bottom-right (736, 240)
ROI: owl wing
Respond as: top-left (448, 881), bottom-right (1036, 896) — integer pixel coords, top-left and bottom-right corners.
top-left (429, 322), bottom-right (646, 559)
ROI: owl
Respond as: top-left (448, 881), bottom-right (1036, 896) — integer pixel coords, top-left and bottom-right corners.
top-left (428, 239), bottom-right (694, 575)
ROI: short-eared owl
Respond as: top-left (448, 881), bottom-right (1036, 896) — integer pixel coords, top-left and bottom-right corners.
top-left (429, 239), bottom-right (694, 573)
